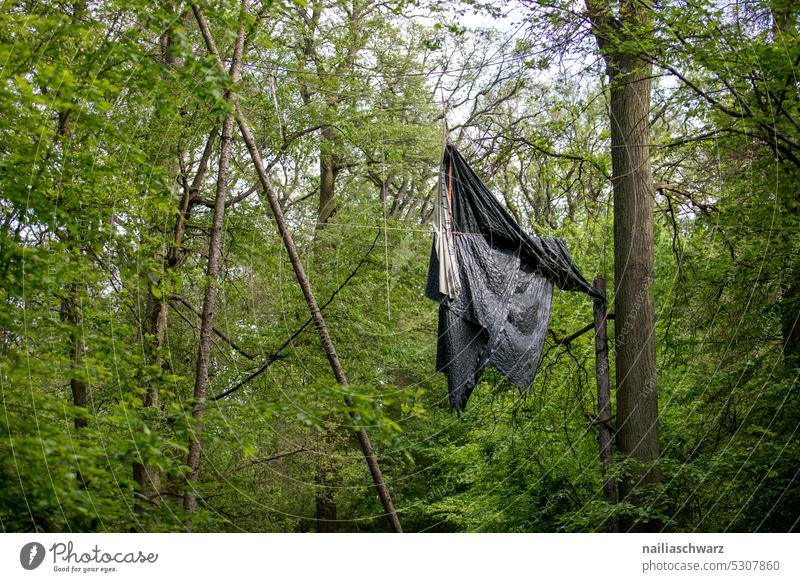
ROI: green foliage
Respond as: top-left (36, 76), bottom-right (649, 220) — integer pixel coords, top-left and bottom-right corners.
top-left (1, 0), bottom-right (797, 533)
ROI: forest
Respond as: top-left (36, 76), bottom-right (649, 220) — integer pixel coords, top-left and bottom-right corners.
top-left (0, 0), bottom-right (798, 534)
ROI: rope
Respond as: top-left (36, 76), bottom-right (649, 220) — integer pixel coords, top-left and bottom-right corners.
top-left (294, 219), bottom-right (430, 233)
top-left (292, 219), bottom-right (493, 237)
top-left (237, 49), bottom-right (540, 81)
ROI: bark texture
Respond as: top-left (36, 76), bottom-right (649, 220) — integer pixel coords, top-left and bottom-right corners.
top-left (184, 0), bottom-right (249, 517)
top-left (586, 0), bottom-right (661, 531)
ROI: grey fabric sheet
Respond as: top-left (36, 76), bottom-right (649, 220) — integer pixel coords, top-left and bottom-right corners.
top-left (426, 143), bottom-right (597, 410)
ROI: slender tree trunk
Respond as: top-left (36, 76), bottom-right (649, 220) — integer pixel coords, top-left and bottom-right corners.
top-left (133, 17), bottom-right (194, 514)
top-left (60, 260), bottom-right (88, 493)
top-left (318, 126), bottom-right (340, 225)
top-left (57, 2), bottom-right (89, 431)
top-left (183, 1), bottom-right (249, 519)
top-left (133, 293), bottom-right (165, 511)
top-left (314, 123), bottom-right (343, 517)
top-left (134, 129), bottom-right (217, 515)
top-left (141, 297), bottom-right (166, 409)
top-left (139, 22), bottom-right (184, 412)
top-left (586, 0), bottom-right (660, 532)
top-left (63, 280), bottom-right (88, 429)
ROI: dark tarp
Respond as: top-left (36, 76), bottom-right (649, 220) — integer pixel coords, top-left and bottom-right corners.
top-left (426, 143), bottom-right (598, 411)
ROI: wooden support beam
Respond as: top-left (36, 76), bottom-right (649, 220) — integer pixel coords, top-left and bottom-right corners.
top-left (593, 275), bottom-right (618, 532)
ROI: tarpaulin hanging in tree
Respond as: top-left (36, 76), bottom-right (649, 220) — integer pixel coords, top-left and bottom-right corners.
top-left (426, 143), bottom-right (599, 411)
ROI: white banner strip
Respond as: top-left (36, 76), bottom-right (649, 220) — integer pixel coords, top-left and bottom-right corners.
top-left (1, 533), bottom-right (797, 582)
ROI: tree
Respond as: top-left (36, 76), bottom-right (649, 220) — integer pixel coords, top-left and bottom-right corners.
top-left (585, 0), bottom-right (660, 530)
top-left (183, 0), bottom-right (249, 518)
top-left (651, 0), bottom-right (800, 368)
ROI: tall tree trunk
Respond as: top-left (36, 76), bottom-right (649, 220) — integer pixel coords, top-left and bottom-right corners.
top-left (184, 0), bottom-right (249, 519)
top-left (133, 292), bottom-right (165, 512)
top-left (60, 254), bottom-right (89, 492)
top-left (318, 126), bottom-right (340, 225)
top-left (134, 129), bottom-right (217, 515)
top-left (58, 1), bottom-right (89, 432)
top-left (133, 17), bottom-right (191, 515)
top-left (586, 0), bottom-right (660, 531)
top-left (63, 280), bottom-right (88, 429)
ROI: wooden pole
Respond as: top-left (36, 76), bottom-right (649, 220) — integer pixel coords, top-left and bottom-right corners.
top-left (192, 5), bottom-right (402, 533)
top-left (593, 276), bottom-right (618, 532)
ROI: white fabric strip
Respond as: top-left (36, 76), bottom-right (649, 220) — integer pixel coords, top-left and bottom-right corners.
top-left (433, 152), bottom-right (461, 299)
